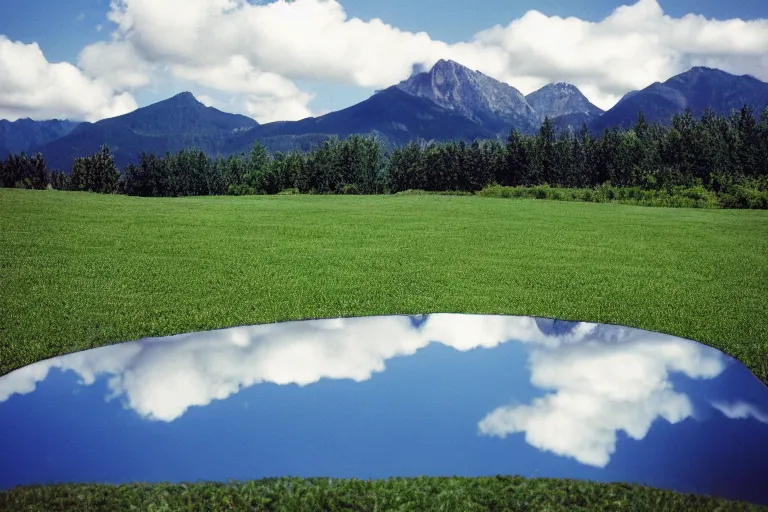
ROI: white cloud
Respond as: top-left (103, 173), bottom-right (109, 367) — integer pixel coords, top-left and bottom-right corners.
top-left (420, 314), bottom-right (598, 351)
top-left (0, 315), bottom-right (736, 469)
top-left (712, 401), bottom-right (768, 424)
top-left (0, 36), bottom-right (138, 122)
top-left (0, 314), bottom-right (595, 422)
top-left (77, 0), bottom-right (768, 121)
top-left (171, 57), bottom-right (315, 122)
top-left (0, 342), bottom-right (142, 402)
top-left (472, 0), bottom-right (768, 107)
top-left (478, 326), bottom-right (726, 467)
top-left (195, 94), bottom-right (217, 108)
top-left (77, 41), bottom-right (153, 91)
top-left (4, 0), bottom-right (768, 121)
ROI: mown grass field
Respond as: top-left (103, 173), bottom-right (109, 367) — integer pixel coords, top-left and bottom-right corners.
top-left (2, 477), bottom-right (767, 512)
top-left (2, 188), bottom-right (768, 509)
top-left (1, 188), bottom-right (767, 382)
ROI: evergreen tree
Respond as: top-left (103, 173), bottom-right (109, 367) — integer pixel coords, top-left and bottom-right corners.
top-left (573, 123), bottom-right (593, 188)
top-left (535, 117), bottom-right (556, 185)
top-left (736, 105), bottom-right (760, 178)
top-left (757, 107), bottom-right (768, 179)
top-left (504, 129), bottom-right (528, 186)
top-left (71, 144), bottom-right (119, 193)
top-left (29, 153), bottom-right (49, 189)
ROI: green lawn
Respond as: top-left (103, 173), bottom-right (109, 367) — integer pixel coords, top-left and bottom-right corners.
top-left (1, 188), bottom-right (767, 385)
top-left (2, 477), bottom-right (766, 512)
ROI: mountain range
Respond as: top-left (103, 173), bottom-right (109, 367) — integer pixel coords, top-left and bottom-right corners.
top-left (0, 119), bottom-right (80, 158)
top-left (3, 60), bottom-right (768, 171)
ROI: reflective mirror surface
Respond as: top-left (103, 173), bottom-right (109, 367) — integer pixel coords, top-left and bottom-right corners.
top-left (1, 315), bottom-right (767, 505)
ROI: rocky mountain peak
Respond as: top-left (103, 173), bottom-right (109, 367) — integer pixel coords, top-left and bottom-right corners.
top-left (525, 82), bottom-right (603, 122)
top-left (395, 58), bottom-right (538, 133)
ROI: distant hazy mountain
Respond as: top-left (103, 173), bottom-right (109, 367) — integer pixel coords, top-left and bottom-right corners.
top-left (592, 67), bottom-right (768, 131)
top-left (32, 92), bottom-right (258, 170)
top-left (526, 83), bottom-right (603, 129)
top-left (0, 118), bottom-right (80, 156)
top-left (395, 59), bottom-right (539, 134)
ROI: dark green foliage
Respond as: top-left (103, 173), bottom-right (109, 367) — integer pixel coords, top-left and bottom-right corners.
top-left (48, 170), bottom-right (70, 191)
top-left (1, 476), bottom-right (764, 512)
top-left (3, 105), bottom-right (768, 208)
top-left (0, 152), bottom-right (49, 189)
top-left (383, 106), bottom-right (767, 203)
top-left (476, 184), bottom-right (731, 209)
top-left (70, 145), bottom-right (119, 193)
top-left (503, 129), bottom-right (529, 186)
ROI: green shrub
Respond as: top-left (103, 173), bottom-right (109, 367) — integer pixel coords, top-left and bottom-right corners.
top-left (449, 183), bottom-right (766, 210)
top-left (342, 184), bottom-right (360, 195)
top-left (721, 185), bottom-right (768, 209)
top-left (227, 184), bottom-right (258, 196)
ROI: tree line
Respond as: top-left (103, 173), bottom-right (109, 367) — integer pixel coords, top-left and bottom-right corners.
top-left (2, 106), bottom-right (767, 202)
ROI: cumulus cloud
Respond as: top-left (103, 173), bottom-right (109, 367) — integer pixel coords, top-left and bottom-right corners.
top-left (76, 0), bottom-right (768, 121)
top-left (5, 0), bottom-right (768, 121)
top-left (77, 41), bottom-right (153, 91)
top-left (477, 326), bottom-right (727, 467)
top-left (195, 94), bottom-right (218, 108)
top-left (472, 0), bottom-right (768, 107)
top-left (0, 342), bottom-right (142, 402)
top-left (171, 57), bottom-right (315, 122)
top-left (0, 36), bottom-right (138, 121)
top-left (0, 314), bottom-right (736, 468)
top-left (0, 314), bottom-right (595, 422)
top-left (712, 401), bottom-right (768, 424)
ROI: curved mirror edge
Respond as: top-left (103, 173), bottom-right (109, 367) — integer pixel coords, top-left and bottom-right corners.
top-left (1, 314), bottom-right (767, 506)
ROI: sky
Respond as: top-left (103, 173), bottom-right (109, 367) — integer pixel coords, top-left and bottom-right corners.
top-left (0, 0), bottom-right (767, 123)
top-left (1, 315), bottom-right (768, 504)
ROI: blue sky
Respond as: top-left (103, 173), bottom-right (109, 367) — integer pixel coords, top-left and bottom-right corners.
top-left (0, 0), bottom-right (767, 122)
top-left (1, 315), bottom-right (767, 504)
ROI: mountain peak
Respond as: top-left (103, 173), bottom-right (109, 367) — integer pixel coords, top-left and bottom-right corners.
top-left (431, 59), bottom-right (464, 71)
top-left (593, 65), bottom-right (768, 130)
top-left (167, 91), bottom-right (201, 105)
top-left (538, 82), bottom-right (581, 92)
top-left (395, 58), bottom-right (538, 132)
top-left (663, 66), bottom-right (748, 89)
top-left (526, 82), bottom-right (603, 121)
top-left (94, 90), bottom-right (258, 139)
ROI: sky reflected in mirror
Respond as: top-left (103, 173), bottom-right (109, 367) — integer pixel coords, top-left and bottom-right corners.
top-left (1, 314), bottom-right (767, 505)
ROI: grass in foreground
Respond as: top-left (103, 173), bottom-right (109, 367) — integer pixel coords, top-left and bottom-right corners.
top-left (1, 188), bottom-right (767, 383)
top-left (1, 476), bottom-right (765, 512)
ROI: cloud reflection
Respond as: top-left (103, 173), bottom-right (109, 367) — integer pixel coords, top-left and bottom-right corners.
top-left (712, 401), bottom-right (768, 424)
top-left (0, 314), bottom-right (730, 469)
top-left (477, 325), bottom-right (726, 467)
top-left (2, 315), bottom-right (574, 421)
